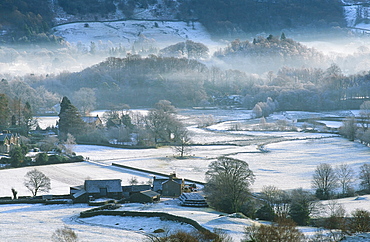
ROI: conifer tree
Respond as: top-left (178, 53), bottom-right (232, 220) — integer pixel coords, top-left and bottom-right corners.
top-left (58, 96), bottom-right (85, 140)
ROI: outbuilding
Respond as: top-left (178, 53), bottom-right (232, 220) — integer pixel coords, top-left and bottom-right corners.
top-left (129, 190), bottom-right (160, 203)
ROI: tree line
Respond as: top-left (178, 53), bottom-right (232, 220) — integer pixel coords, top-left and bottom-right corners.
top-left (2, 35), bottom-right (370, 114)
top-left (177, 0), bottom-right (346, 36)
top-left (340, 101), bottom-right (370, 146)
top-left (35, 53), bottom-right (370, 111)
top-left (0, 0), bottom-right (348, 43)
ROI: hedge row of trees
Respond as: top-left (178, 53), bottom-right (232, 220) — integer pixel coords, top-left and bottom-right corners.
top-left (340, 101), bottom-right (370, 145)
top-left (312, 162), bottom-right (370, 200)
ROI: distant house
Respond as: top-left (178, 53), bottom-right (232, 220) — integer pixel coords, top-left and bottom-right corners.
top-left (0, 132), bottom-right (20, 154)
top-left (70, 179), bottom-right (123, 203)
top-left (129, 190), bottom-right (160, 203)
top-left (153, 173), bottom-right (184, 197)
top-left (82, 115), bottom-right (102, 127)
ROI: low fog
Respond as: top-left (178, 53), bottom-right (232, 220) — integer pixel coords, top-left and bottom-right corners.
top-left (2, 21), bottom-right (370, 114)
top-left (2, 30), bottom-right (370, 77)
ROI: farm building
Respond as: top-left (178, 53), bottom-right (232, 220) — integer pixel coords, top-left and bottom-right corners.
top-left (153, 173), bottom-right (184, 197)
top-left (70, 179), bottom-right (123, 203)
top-left (82, 115), bottom-right (103, 127)
top-left (129, 190), bottom-right (160, 203)
top-left (0, 132), bottom-right (20, 154)
top-left (122, 184), bottom-right (152, 198)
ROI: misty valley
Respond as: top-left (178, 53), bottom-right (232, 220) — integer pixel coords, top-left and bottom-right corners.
top-left (2, 0), bottom-right (370, 241)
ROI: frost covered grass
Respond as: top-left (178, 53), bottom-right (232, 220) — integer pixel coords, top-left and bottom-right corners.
top-left (0, 203), bottom-right (146, 242)
top-left (53, 20), bottom-right (220, 51)
top-left (1, 109), bottom-right (370, 241)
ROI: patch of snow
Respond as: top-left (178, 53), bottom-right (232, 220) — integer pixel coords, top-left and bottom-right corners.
top-left (53, 20), bottom-right (221, 52)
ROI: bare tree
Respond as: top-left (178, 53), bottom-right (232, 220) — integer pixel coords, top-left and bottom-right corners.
top-left (172, 128), bottom-right (192, 158)
top-left (128, 176), bottom-right (138, 185)
top-left (73, 87), bottom-right (96, 115)
top-left (359, 163), bottom-right (370, 192)
top-left (336, 163), bottom-right (355, 196)
top-left (312, 163), bottom-right (338, 199)
top-left (205, 156), bottom-right (255, 213)
top-left (339, 116), bottom-right (357, 141)
top-left (260, 185), bottom-right (290, 218)
top-left (61, 133), bottom-right (76, 156)
top-left (360, 101), bottom-right (370, 131)
top-left (24, 169), bottom-right (51, 196)
top-left (321, 201), bottom-right (347, 241)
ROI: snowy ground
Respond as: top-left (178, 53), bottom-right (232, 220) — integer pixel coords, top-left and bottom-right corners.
top-left (53, 20), bottom-right (221, 53)
top-left (1, 109), bottom-right (370, 241)
top-left (0, 203), bottom-right (147, 242)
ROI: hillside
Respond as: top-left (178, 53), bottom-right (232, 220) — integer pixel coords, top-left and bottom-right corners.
top-left (2, 0), bottom-right (370, 43)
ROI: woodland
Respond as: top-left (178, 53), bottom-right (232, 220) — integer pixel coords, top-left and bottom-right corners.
top-left (0, 0), bottom-right (346, 43)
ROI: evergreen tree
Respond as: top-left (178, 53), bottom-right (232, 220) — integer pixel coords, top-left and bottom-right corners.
top-left (22, 101), bottom-right (35, 135)
top-left (0, 94), bottom-right (10, 130)
top-left (58, 96), bottom-right (86, 140)
top-left (281, 32), bottom-right (286, 40)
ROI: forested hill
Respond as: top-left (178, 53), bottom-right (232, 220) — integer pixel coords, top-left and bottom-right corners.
top-left (29, 52), bottom-right (369, 112)
top-left (0, 0), bottom-right (351, 43)
top-left (177, 0), bottom-right (345, 36)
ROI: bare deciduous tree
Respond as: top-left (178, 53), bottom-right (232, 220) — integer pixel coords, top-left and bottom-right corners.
top-left (172, 128), bottom-right (192, 158)
top-left (336, 163), bottom-right (355, 196)
top-left (339, 116), bottom-right (357, 141)
top-left (360, 101), bottom-right (370, 131)
top-left (359, 163), bottom-right (370, 192)
top-left (24, 169), bottom-right (51, 196)
top-left (312, 163), bottom-right (338, 199)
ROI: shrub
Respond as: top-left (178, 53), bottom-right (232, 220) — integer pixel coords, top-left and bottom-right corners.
top-left (51, 226), bottom-right (78, 242)
top-left (349, 209), bottom-right (370, 233)
top-left (243, 218), bottom-right (305, 242)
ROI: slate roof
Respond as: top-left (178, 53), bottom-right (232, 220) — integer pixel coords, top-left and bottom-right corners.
top-left (139, 190), bottom-right (160, 198)
top-left (82, 115), bottom-right (102, 124)
top-left (0, 133), bottom-right (12, 142)
top-left (153, 177), bottom-right (183, 192)
top-left (84, 179), bottom-right (122, 193)
top-left (179, 193), bottom-right (208, 207)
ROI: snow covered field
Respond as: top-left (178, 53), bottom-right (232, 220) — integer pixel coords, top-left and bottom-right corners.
top-left (1, 109), bottom-right (370, 241)
top-left (53, 20), bottom-right (221, 52)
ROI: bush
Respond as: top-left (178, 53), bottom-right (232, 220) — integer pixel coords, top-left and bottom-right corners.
top-left (349, 209), bottom-right (370, 233)
top-left (144, 229), bottom-right (232, 242)
top-left (51, 226), bottom-right (78, 242)
top-left (48, 155), bottom-right (68, 164)
top-left (243, 217), bottom-right (305, 242)
top-left (256, 205), bottom-right (275, 221)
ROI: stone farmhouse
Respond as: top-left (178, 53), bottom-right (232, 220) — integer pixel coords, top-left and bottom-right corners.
top-left (70, 179), bottom-right (123, 203)
top-left (153, 173), bottom-right (184, 197)
top-left (0, 132), bottom-right (20, 154)
top-left (82, 115), bottom-right (103, 127)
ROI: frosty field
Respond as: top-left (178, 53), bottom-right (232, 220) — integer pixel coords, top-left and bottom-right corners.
top-left (1, 109), bottom-right (369, 241)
